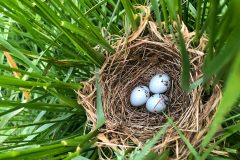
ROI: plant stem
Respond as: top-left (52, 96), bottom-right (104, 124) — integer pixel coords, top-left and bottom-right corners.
top-left (207, 0), bottom-right (218, 61)
top-left (178, 0), bottom-right (182, 19)
top-left (159, 0), bottom-right (169, 33)
top-left (183, 0), bottom-right (189, 26)
top-left (201, 0), bottom-right (208, 27)
top-left (150, 0), bottom-right (162, 33)
top-left (204, 0), bottom-right (218, 94)
top-left (194, 0), bottom-right (203, 44)
top-left (121, 0), bottom-right (138, 31)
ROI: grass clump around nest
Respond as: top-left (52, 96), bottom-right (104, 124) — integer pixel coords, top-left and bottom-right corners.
top-left (0, 1), bottom-right (240, 160)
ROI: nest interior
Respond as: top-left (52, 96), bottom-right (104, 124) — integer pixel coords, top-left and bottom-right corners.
top-left (101, 41), bottom-right (192, 141)
top-left (78, 22), bottom-right (221, 159)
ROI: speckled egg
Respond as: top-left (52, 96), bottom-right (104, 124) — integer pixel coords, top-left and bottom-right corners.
top-left (149, 73), bottom-right (171, 94)
top-left (130, 85), bottom-right (150, 107)
top-left (146, 94), bottom-right (169, 113)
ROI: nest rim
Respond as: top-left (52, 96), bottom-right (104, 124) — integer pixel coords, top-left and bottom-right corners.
top-left (77, 22), bottom-right (222, 159)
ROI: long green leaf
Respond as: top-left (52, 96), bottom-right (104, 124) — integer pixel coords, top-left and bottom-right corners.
top-left (201, 121), bottom-right (240, 159)
top-left (159, 0), bottom-right (169, 32)
top-left (131, 122), bottom-right (170, 160)
top-left (95, 69), bottom-right (105, 128)
top-left (163, 113), bottom-right (201, 159)
top-left (0, 37), bottom-right (41, 73)
top-left (61, 21), bottom-right (113, 52)
top-left (0, 64), bottom-right (81, 89)
top-left (121, 0), bottom-right (137, 31)
top-left (48, 89), bottom-right (82, 109)
top-left (194, 0), bottom-right (203, 42)
top-left (201, 51), bottom-right (240, 148)
top-left (150, 0), bottom-right (162, 31)
top-left (0, 75), bottom-right (49, 87)
top-left (164, 0), bottom-right (190, 91)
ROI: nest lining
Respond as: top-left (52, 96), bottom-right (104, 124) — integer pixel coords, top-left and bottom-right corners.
top-left (101, 42), bottom-right (192, 138)
top-left (78, 22), bottom-right (221, 159)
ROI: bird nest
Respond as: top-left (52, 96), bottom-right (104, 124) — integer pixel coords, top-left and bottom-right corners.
top-left (78, 21), bottom-right (221, 159)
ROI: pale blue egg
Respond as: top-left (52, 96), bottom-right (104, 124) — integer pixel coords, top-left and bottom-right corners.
top-left (130, 85), bottom-right (150, 107)
top-left (149, 73), bottom-right (170, 94)
top-left (146, 94), bottom-right (169, 113)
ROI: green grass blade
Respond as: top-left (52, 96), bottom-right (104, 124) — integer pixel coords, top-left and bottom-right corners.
top-left (165, 0), bottom-right (190, 91)
top-left (0, 143), bottom-right (63, 159)
top-left (143, 149), bottom-right (170, 160)
top-left (106, 0), bottom-right (121, 34)
top-left (188, 2), bottom-right (197, 19)
top-left (158, 149), bottom-right (170, 160)
top-left (201, 121), bottom-right (240, 159)
top-left (150, 0), bottom-right (162, 31)
top-left (203, 26), bottom-right (240, 83)
top-left (131, 122), bottom-right (170, 160)
top-left (194, 0), bottom-right (203, 43)
top-left (48, 89), bottom-right (81, 109)
top-left (182, 0), bottom-right (189, 25)
top-left (0, 75), bottom-right (49, 88)
top-left (201, 51), bottom-right (240, 148)
top-left (95, 69), bottom-right (105, 129)
top-left (205, 0), bottom-right (218, 61)
top-left (203, 0), bottom-right (240, 85)
top-left (159, 0), bottom-right (169, 32)
top-left (61, 21), bottom-right (113, 52)
top-left (32, 0), bottom-right (104, 66)
top-left (177, 27), bottom-right (191, 91)
top-left (177, 0), bottom-right (182, 19)
top-left (85, 0), bottom-right (107, 15)
top-left (200, 0), bottom-right (208, 27)
top-left (121, 0), bottom-right (138, 31)
top-left (0, 64), bottom-right (81, 90)
top-left (189, 78), bottom-right (203, 92)
top-left (0, 119), bottom-right (75, 131)
top-left (163, 113), bottom-right (201, 159)
top-left (0, 37), bottom-right (41, 73)
top-left (0, 108), bottom-right (23, 128)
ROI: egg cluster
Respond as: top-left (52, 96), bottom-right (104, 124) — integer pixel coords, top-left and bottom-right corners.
top-left (130, 73), bottom-right (171, 113)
